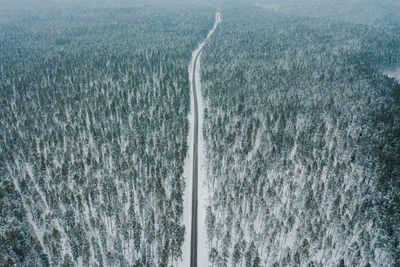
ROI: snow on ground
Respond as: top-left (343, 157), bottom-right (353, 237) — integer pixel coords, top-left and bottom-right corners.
top-left (180, 12), bottom-right (221, 267)
top-left (383, 67), bottom-right (400, 82)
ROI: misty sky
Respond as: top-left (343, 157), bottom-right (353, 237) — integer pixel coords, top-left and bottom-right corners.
top-left (2, 0), bottom-right (400, 27)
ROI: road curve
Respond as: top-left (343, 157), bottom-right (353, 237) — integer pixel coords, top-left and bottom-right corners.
top-left (190, 12), bottom-right (221, 267)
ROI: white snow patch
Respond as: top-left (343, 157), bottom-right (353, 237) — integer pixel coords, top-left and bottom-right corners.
top-left (383, 67), bottom-right (400, 82)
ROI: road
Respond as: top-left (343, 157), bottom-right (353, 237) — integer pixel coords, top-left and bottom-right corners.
top-left (190, 12), bottom-right (221, 267)
top-left (190, 44), bottom-right (200, 267)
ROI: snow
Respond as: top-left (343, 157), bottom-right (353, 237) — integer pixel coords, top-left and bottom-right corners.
top-left (181, 66), bottom-right (194, 267)
top-left (383, 67), bottom-right (400, 82)
top-left (180, 12), bottom-right (221, 267)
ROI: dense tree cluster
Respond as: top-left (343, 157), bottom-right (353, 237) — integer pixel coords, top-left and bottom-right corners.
top-left (0, 6), bottom-right (214, 266)
top-left (269, 0), bottom-right (400, 29)
top-left (201, 6), bottom-right (400, 266)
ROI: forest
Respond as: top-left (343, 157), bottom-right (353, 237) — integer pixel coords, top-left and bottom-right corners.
top-left (1, 1), bottom-right (400, 267)
top-left (0, 5), bottom-right (214, 266)
top-left (201, 5), bottom-right (400, 267)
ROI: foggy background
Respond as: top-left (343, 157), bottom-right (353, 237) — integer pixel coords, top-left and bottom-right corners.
top-left (2, 0), bottom-right (400, 28)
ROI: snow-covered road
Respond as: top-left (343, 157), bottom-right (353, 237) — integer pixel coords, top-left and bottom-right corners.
top-left (181, 12), bottom-right (221, 267)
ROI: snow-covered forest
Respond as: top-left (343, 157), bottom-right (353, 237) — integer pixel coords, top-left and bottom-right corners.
top-left (201, 6), bottom-right (400, 266)
top-left (0, 6), bottom-right (214, 266)
top-left (1, 1), bottom-right (400, 267)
